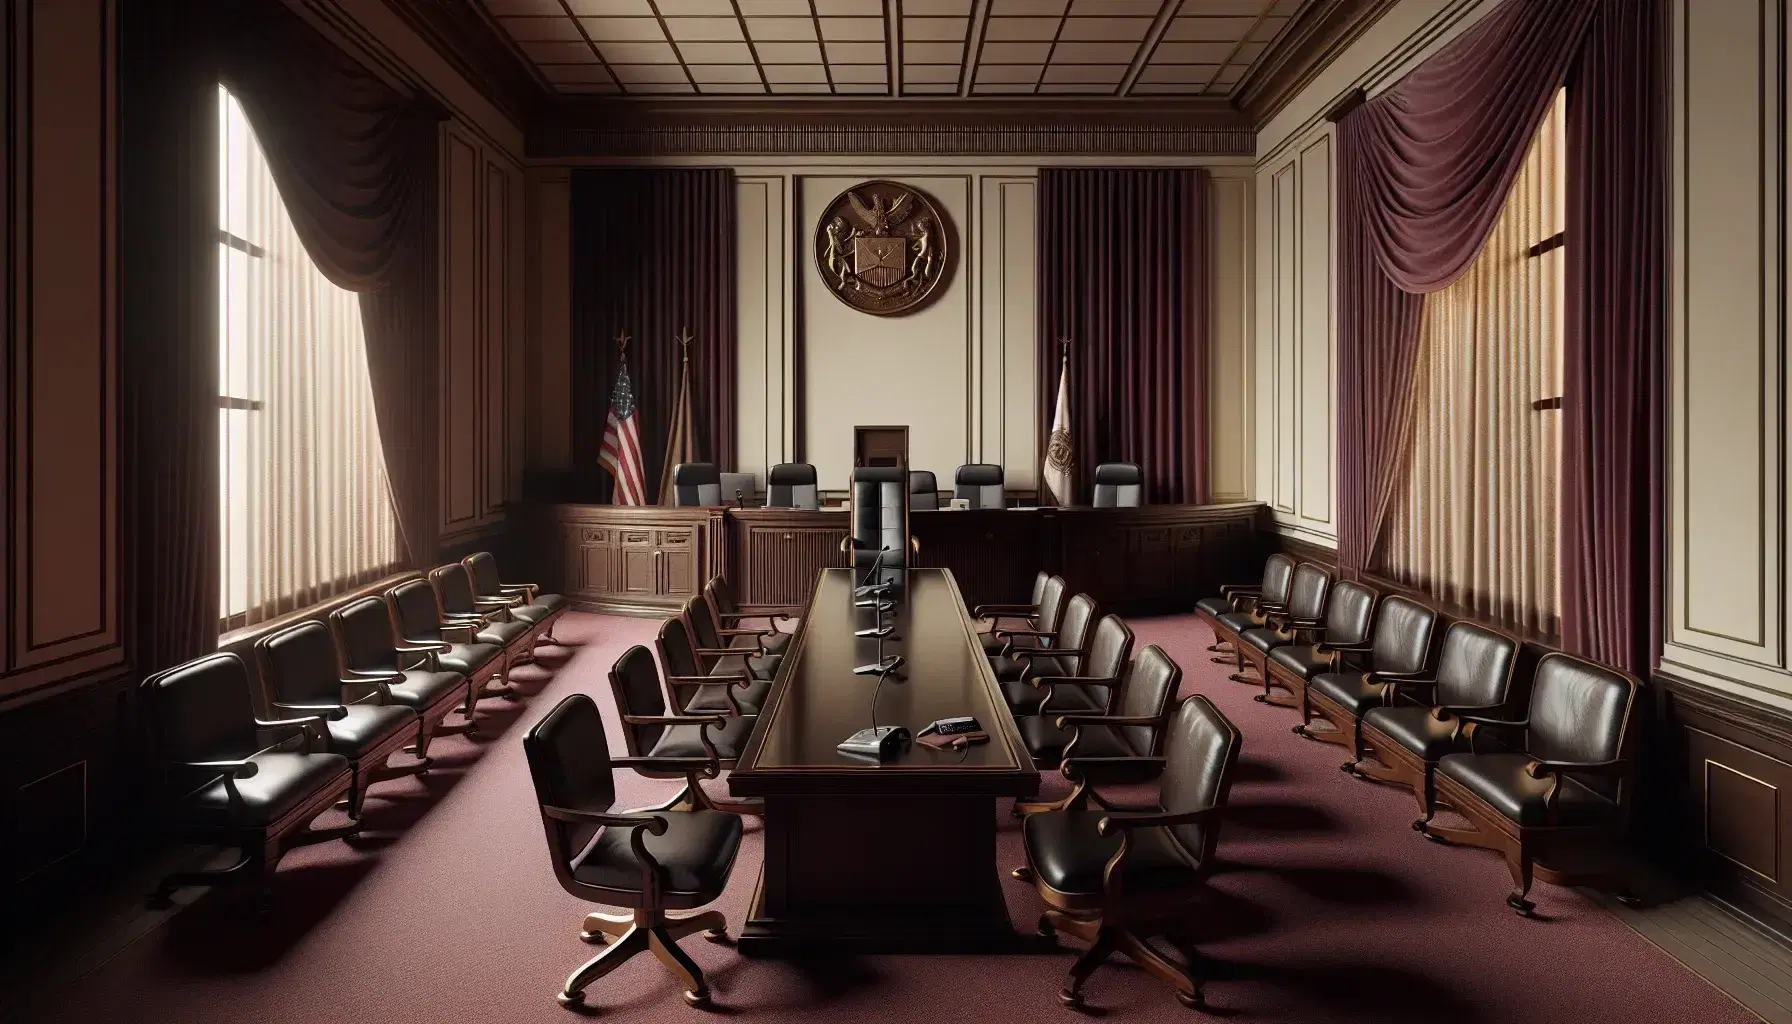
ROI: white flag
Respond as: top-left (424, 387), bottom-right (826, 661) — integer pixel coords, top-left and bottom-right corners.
top-left (1044, 358), bottom-right (1074, 506)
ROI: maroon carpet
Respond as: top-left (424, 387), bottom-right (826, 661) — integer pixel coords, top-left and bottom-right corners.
top-left (23, 613), bottom-right (1754, 1023)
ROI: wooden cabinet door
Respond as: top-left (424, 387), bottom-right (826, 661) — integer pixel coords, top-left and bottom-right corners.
top-left (578, 527), bottom-right (614, 599)
top-left (619, 528), bottom-right (657, 596)
top-left (658, 527), bottom-right (698, 598)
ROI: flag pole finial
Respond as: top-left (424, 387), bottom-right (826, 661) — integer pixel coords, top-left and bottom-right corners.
top-left (1058, 336), bottom-right (1072, 362)
top-left (675, 328), bottom-right (693, 362)
top-left (615, 329), bottom-right (631, 354)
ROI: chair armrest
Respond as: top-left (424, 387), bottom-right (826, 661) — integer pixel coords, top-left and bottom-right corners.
top-left (1054, 714), bottom-right (1164, 729)
top-left (717, 627), bottom-right (771, 638)
top-left (613, 755), bottom-right (722, 779)
top-left (475, 595), bottom-right (524, 608)
top-left (695, 646), bottom-right (765, 659)
top-left (397, 640), bottom-right (451, 654)
top-left (1316, 641), bottom-right (1374, 654)
top-left (1097, 805), bottom-right (1223, 836)
top-left (541, 805), bottom-right (671, 897)
top-left (667, 672), bottom-right (752, 687)
top-left (996, 628), bottom-right (1057, 640)
top-left (1014, 646), bottom-right (1081, 661)
top-left (1062, 756), bottom-right (1166, 789)
top-left (1525, 758), bottom-right (1629, 778)
top-left (1218, 584), bottom-right (1261, 598)
top-left (340, 676), bottom-right (397, 702)
top-left (1450, 712), bottom-right (1529, 728)
top-left (176, 757), bottom-right (259, 779)
top-left (973, 602), bottom-right (1038, 617)
top-left (1029, 674), bottom-right (1118, 691)
top-left (255, 715), bottom-right (326, 752)
top-left (622, 714), bottom-right (729, 728)
top-left (498, 582), bottom-right (540, 595)
top-left (271, 701), bottom-right (349, 721)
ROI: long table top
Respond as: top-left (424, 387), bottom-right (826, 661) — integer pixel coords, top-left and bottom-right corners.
top-left (727, 567), bottom-right (1039, 799)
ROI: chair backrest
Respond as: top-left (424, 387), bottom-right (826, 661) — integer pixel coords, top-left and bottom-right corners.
top-left (850, 466), bottom-right (909, 573)
top-left (1366, 595), bottom-right (1438, 676)
top-left (1285, 563), bottom-right (1332, 623)
top-left (388, 579), bottom-right (444, 643)
top-left (1526, 652), bottom-right (1639, 798)
top-left (609, 645), bottom-right (670, 756)
top-left (142, 652), bottom-right (261, 767)
top-left (656, 614), bottom-right (703, 679)
top-left (256, 620), bottom-right (343, 709)
top-left (463, 551), bottom-right (504, 598)
top-left (765, 463), bottom-right (819, 510)
top-left (671, 462), bottom-right (721, 506)
top-left (1026, 570), bottom-right (1050, 607)
top-left (719, 472), bottom-right (756, 507)
top-left (430, 563), bottom-right (479, 616)
top-left (1157, 694), bottom-right (1242, 866)
top-left (1083, 614), bottom-right (1135, 682)
top-left (1321, 580), bottom-right (1377, 646)
top-left (908, 470), bottom-right (939, 510)
top-left (954, 463), bottom-right (1006, 509)
top-left (684, 595), bottom-right (724, 653)
top-left (1260, 552), bottom-right (1296, 607)
top-left (703, 576), bottom-right (738, 627)
top-left (1115, 645), bottom-right (1183, 755)
top-left (524, 693), bottom-right (617, 887)
top-left (1035, 575), bottom-right (1069, 634)
top-left (1434, 622), bottom-right (1520, 710)
top-left (1091, 462), bottom-right (1143, 508)
top-left (332, 595), bottom-right (399, 674)
top-left (1054, 593), bottom-right (1099, 675)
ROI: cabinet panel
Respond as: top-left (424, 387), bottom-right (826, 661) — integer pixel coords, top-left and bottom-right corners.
top-left (621, 547), bottom-right (656, 596)
top-left (659, 527), bottom-right (698, 598)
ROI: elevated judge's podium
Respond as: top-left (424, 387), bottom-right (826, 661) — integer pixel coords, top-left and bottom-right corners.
top-left (543, 501), bottom-right (1268, 615)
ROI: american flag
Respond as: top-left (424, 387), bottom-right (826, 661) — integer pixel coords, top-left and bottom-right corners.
top-left (599, 356), bottom-right (648, 505)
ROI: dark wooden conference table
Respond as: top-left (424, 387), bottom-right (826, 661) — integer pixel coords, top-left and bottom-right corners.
top-left (727, 566), bottom-right (1042, 955)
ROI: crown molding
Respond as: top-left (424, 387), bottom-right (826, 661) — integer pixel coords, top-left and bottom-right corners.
top-left (376, 0), bottom-right (545, 124)
top-left (528, 97), bottom-right (1253, 158)
top-left (1234, 0), bottom-right (1400, 126)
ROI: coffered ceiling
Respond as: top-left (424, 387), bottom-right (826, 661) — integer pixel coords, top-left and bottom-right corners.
top-left (479, 0), bottom-right (1311, 99)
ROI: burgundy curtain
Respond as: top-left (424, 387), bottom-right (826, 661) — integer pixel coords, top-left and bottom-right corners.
top-left (1037, 168), bottom-right (1209, 505)
top-left (570, 170), bottom-right (737, 503)
top-left (1560, 0), bottom-right (1666, 677)
top-left (1335, 0), bottom-right (1597, 572)
top-left (213, 0), bottom-right (445, 568)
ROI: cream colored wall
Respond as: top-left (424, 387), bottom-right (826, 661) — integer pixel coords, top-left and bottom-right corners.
top-left (1659, 0), bottom-right (1792, 710)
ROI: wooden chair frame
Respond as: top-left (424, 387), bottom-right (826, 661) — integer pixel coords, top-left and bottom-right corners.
top-left (1231, 564), bottom-right (1333, 687)
top-left (461, 551), bottom-right (568, 650)
top-left (384, 581), bottom-right (505, 723)
top-left (1195, 552), bottom-right (1294, 658)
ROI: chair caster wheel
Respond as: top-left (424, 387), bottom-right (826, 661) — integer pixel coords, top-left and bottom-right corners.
top-left (1059, 989), bottom-right (1086, 1011)
top-left (1616, 890), bottom-right (1643, 908)
top-left (1011, 866), bottom-right (1034, 883)
top-left (682, 988), bottom-right (710, 1008)
top-left (1176, 987), bottom-right (1205, 1010)
top-left (702, 927), bottom-right (732, 945)
top-left (1291, 725), bottom-right (1306, 736)
top-left (1252, 694), bottom-right (1268, 703)
top-left (1506, 893), bottom-right (1535, 916)
top-left (556, 989), bottom-right (584, 1008)
top-left (579, 930), bottom-right (607, 945)
top-left (1340, 761), bottom-right (1359, 774)
top-left (1037, 914), bottom-right (1056, 938)
top-left (1411, 818), bottom-right (1429, 833)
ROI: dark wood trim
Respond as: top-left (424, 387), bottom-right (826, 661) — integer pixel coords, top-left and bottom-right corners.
top-left (1323, 85), bottom-right (1368, 123)
top-left (376, 0), bottom-right (545, 124)
top-left (1527, 231), bottom-right (1565, 257)
top-left (1237, 0), bottom-right (1398, 125)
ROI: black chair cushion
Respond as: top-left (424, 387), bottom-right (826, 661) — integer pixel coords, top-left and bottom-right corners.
top-left (511, 593), bottom-right (568, 624)
top-left (1240, 626), bottom-right (1294, 654)
top-left (386, 668), bottom-right (465, 710)
top-left (1436, 752), bottom-right (1618, 828)
top-left (326, 703), bottom-right (416, 759)
top-left (180, 751), bottom-right (349, 827)
top-left (572, 809), bottom-right (743, 897)
top-left (749, 631), bottom-right (792, 657)
top-left (685, 678), bottom-right (771, 715)
top-left (1006, 679), bottom-right (1105, 718)
top-left (437, 642), bottom-right (501, 677)
top-left (1309, 672), bottom-right (1390, 717)
top-left (647, 717), bottom-right (756, 760)
top-left (1268, 645), bottom-right (1333, 681)
top-left (475, 618), bottom-right (531, 648)
top-left (1195, 596), bottom-right (1233, 619)
top-left (1017, 716), bottom-right (1132, 763)
top-left (711, 650), bottom-right (779, 682)
top-left (1214, 610), bottom-right (1261, 635)
top-left (1362, 706), bottom-right (1458, 762)
top-left (1023, 810), bottom-right (1200, 896)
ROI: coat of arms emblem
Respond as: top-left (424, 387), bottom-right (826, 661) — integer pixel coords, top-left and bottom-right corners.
top-left (814, 180), bottom-right (953, 317)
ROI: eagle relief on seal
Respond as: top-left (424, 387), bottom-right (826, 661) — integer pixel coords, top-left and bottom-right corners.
top-left (814, 180), bottom-right (954, 317)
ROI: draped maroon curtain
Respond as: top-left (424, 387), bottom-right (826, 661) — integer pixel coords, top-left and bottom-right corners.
top-left (1335, 0), bottom-right (1598, 572)
top-left (1037, 168), bottom-right (1209, 505)
top-left (213, 0), bottom-right (445, 568)
top-left (1561, 0), bottom-right (1666, 677)
top-left (570, 169), bottom-right (737, 503)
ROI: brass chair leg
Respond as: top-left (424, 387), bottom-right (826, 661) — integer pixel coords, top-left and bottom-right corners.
top-left (1059, 928), bottom-right (1118, 1010)
top-left (148, 849), bottom-right (257, 908)
top-left (558, 924), bottom-right (648, 1007)
top-left (649, 923), bottom-right (711, 1007)
top-left (1113, 928), bottom-right (1203, 1009)
top-left (580, 910), bottom-right (634, 944)
top-left (664, 908), bottom-right (730, 944)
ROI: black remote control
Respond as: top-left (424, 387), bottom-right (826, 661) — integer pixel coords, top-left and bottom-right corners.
top-left (922, 715), bottom-right (982, 737)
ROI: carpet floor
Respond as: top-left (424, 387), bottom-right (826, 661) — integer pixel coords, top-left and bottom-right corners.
top-left (19, 612), bottom-right (1760, 1024)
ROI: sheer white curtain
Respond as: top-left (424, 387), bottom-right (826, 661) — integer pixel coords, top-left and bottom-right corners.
top-left (218, 85), bottom-right (400, 632)
top-left (1380, 91), bottom-right (1565, 635)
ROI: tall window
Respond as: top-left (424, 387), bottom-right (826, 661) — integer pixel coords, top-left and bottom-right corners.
top-left (218, 86), bottom-right (400, 633)
top-left (1379, 91), bottom-right (1566, 635)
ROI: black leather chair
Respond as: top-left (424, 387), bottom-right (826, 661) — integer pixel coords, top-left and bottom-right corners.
top-left (670, 462), bottom-right (722, 506)
top-left (610, 644), bottom-right (758, 815)
top-left (1011, 612), bottom-right (1134, 727)
top-left (998, 593), bottom-right (1099, 710)
top-left (1260, 579), bottom-right (1377, 711)
top-left (1196, 552), bottom-right (1295, 657)
top-left (764, 463), bottom-right (819, 510)
top-left (330, 594), bottom-right (473, 758)
top-left (1018, 694), bottom-right (1241, 1010)
top-left (1422, 652), bottom-right (1641, 915)
top-left (1298, 595), bottom-right (1440, 771)
top-left (986, 574), bottom-right (1067, 661)
top-left (1091, 462), bottom-right (1143, 507)
top-left (657, 613), bottom-right (768, 716)
top-left (431, 562), bottom-right (529, 689)
top-left (684, 594), bottom-right (779, 682)
top-left (386, 578), bottom-right (506, 721)
top-left (524, 693), bottom-right (741, 1008)
top-left (1234, 561), bottom-right (1332, 686)
top-left (1017, 640), bottom-right (1177, 772)
top-left (908, 469), bottom-right (939, 510)
top-left (703, 576), bottom-right (798, 658)
top-left (974, 570), bottom-right (1050, 637)
top-left (1358, 622), bottom-right (1520, 819)
top-left (141, 652), bottom-right (359, 910)
top-left (954, 463), bottom-right (1006, 509)
top-left (462, 550), bottom-right (568, 647)
top-left (842, 465), bottom-right (915, 589)
top-left (256, 621), bottom-right (423, 819)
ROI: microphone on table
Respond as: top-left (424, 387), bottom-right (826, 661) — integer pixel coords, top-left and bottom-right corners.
top-left (837, 663), bottom-right (910, 761)
top-left (854, 545), bottom-right (895, 601)
top-left (735, 488), bottom-right (746, 510)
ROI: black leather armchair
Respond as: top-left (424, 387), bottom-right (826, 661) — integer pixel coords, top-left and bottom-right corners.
top-left (329, 594), bottom-right (473, 758)
top-left (980, 573), bottom-right (1064, 657)
top-left (1234, 562), bottom-right (1333, 687)
top-left (685, 594), bottom-right (779, 682)
top-left (610, 644), bottom-right (758, 815)
top-left (953, 463), bottom-right (1006, 509)
top-left (1260, 579), bottom-right (1377, 710)
top-left (1298, 595), bottom-right (1440, 770)
top-left (525, 693), bottom-right (740, 1008)
top-left (141, 652), bottom-right (359, 911)
top-left (657, 613), bottom-right (769, 717)
top-left (1018, 694), bottom-right (1241, 1010)
top-left (670, 462), bottom-right (722, 506)
top-left (703, 576), bottom-right (798, 657)
top-left (386, 578), bottom-right (506, 721)
top-left (462, 550), bottom-right (568, 648)
top-left (1421, 652), bottom-right (1641, 915)
top-left (842, 465), bottom-right (915, 590)
top-left (973, 569), bottom-right (1050, 640)
top-left (997, 593), bottom-right (1099, 710)
top-left (256, 621), bottom-right (424, 819)
top-left (1196, 552), bottom-right (1295, 657)
top-left (1013, 613), bottom-right (1135, 736)
top-left (765, 462), bottom-right (819, 510)
top-left (1357, 622), bottom-right (1519, 818)
top-left (430, 562), bottom-right (528, 691)
top-left (1017, 636), bottom-right (1172, 773)
top-left (908, 469), bottom-right (939, 510)
top-left (1091, 462), bottom-right (1143, 507)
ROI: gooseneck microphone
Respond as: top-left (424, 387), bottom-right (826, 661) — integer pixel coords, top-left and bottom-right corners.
top-left (837, 663), bottom-right (910, 760)
top-left (734, 488), bottom-right (745, 510)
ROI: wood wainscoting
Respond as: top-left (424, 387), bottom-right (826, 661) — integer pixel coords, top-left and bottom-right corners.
top-left (548, 505), bottom-right (729, 615)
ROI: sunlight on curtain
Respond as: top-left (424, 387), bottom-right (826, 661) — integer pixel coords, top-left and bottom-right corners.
top-left (1379, 90), bottom-right (1565, 635)
top-left (218, 85), bottom-right (400, 632)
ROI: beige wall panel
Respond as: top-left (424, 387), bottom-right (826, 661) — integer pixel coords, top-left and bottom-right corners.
top-left (528, 169), bottom-right (572, 473)
top-left (1271, 161), bottom-right (1298, 516)
top-left (1208, 172), bottom-right (1253, 502)
top-left (440, 128), bottom-right (480, 529)
top-left (1296, 133), bottom-right (1335, 527)
top-left (736, 175), bottom-right (787, 481)
top-left (978, 176), bottom-right (1037, 491)
top-left (506, 153), bottom-right (526, 501)
top-left (1253, 164), bottom-right (1278, 512)
top-left (483, 157), bottom-right (509, 516)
